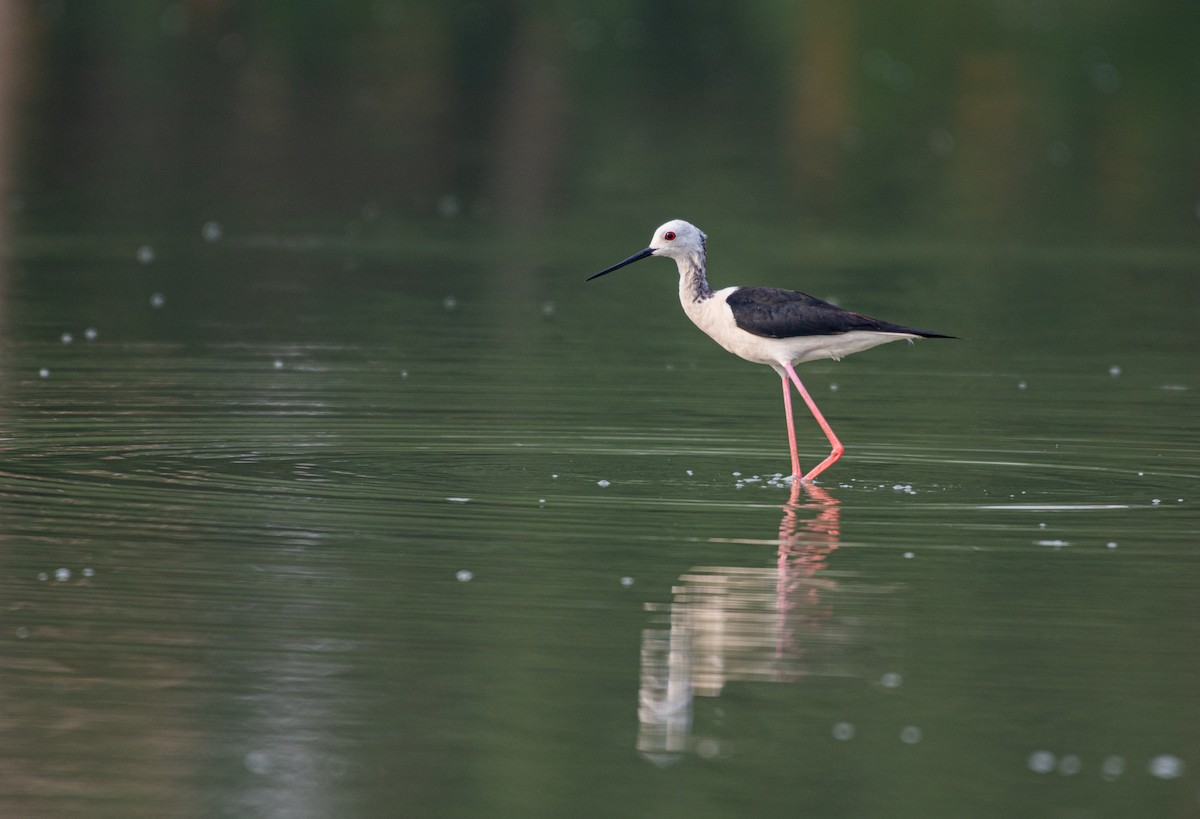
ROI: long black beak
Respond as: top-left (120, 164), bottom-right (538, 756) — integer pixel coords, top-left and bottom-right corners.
top-left (586, 247), bottom-right (654, 281)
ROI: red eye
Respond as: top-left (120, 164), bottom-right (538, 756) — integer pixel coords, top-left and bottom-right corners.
top-left (664, 231), bottom-right (676, 241)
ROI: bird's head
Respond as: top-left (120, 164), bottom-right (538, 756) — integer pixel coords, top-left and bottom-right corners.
top-left (648, 220), bottom-right (706, 260)
top-left (587, 219), bottom-right (706, 281)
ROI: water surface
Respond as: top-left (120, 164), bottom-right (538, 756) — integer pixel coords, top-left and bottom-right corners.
top-left (1, 230), bottom-right (1197, 818)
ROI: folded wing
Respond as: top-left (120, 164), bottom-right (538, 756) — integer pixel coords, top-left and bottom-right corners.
top-left (727, 287), bottom-right (952, 340)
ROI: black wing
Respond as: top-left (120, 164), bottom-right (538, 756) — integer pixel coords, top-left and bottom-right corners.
top-left (726, 287), bottom-right (952, 339)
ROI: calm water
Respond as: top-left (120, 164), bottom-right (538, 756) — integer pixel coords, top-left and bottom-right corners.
top-left (1, 230), bottom-right (1197, 818)
top-left (3, 4), bottom-right (1200, 815)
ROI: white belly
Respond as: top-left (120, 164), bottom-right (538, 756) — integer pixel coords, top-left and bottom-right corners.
top-left (681, 287), bottom-right (914, 370)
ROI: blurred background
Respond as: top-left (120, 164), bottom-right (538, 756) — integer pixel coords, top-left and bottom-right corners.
top-left (2, 0), bottom-right (1198, 246)
top-left (2, 5), bottom-right (1199, 819)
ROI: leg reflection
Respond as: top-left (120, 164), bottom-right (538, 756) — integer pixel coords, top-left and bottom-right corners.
top-left (637, 482), bottom-right (899, 764)
top-left (775, 481), bottom-right (841, 667)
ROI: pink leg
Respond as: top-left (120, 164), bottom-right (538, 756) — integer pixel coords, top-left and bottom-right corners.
top-left (783, 362), bottom-right (845, 483)
top-left (780, 374), bottom-right (802, 479)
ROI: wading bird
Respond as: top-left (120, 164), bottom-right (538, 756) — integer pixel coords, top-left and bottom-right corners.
top-left (588, 220), bottom-right (952, 482)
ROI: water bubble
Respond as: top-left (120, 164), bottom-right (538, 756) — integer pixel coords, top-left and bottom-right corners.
top-left (1151, 498), bottom-right (1161, 505)
top-left (447, 497), bottom-right (470, 504)
top-left (150, 293), bottom-right (166, 308)
top-left (1017, 381), bottom-right (1027, 390)
top-left (832, 721), bottom-right (855, 740)
top-left (619, 576), bottom-right (634, 587)
top-left (442, 296), bottom-right (457, 310)
top-left (829, 383), bottom-right (839, 392)
top-left (201, 221), bottom-right (223, 242)
top-left (928, 128), bottom-right (955, 156)
top-left (137, 245), bottom-right (155, 264)
top-left (82, 567), bottom-right (95, 577)
top-left (899, 726), bottom-right (922, 744)
top-left (880, 672), bottom-right (903, 688)
top-left (1088, 59), bottom-right (1121, 94)
top-left (1147, 754), bottom-right (1183, 779)
top-left (1046, 141), bottom-right (1072, 166)
top-left (597, 479), bottom-right (611, 488)
top-left (1106, 541), bottom-right (1117, 549)
top-left (273, 359), bottom-right (284, 370)
top-left (244, 750), bottom-right (271, 775)
top-left (84, 327), bottom-right (98, 341)
top-left (1108, 364), bottom-right (1122, 377)
top-left (38, 368), bottom-right (50, 378)
top-left (541, 301), bottom-right (556, 317)
top-left (455, 570), bottom-right (474, 582)
top-left (60, 332), bottom-right (73, 344)
top-left (864, 49), bottom-right (914, 90)
top-left (37, 572), bottom-right (48, 581)
top-left (15, 626), bottom-right (30, 639)
top-left (54, 568), bottom-right (71, 582)
top-left (903, 551), bottom-right (915, 559)
top-left (437, 195), bottom-right (460, 218)
top-left (685, 469), bottom-right (694, 476)
top-left (1100, 755), bottom-right (1125, 780)
top-left (1028, 750), bottom-right (1056, 773)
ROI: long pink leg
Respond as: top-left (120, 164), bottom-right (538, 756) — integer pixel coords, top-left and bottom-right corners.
top-left (780, 374), bottom-right (802, 479)
top-left (783, 362), bottom-right (845, 482)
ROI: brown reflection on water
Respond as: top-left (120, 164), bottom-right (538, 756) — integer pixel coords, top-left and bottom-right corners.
top-left (0, 0), bottom-right (26, 245)
top-left (637, 482), bottom-right (899, 764)
top-left (0, 584), bottom-right (209, 817)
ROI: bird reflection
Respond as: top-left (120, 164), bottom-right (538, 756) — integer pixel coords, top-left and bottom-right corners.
top-left (772, 481), bottom-right (841, 675)
top-left (637, 481), bottom-right (895, 765)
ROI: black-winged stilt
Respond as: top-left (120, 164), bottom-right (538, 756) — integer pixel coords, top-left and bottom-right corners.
top-left (588, 219), bottom-right (952, 483)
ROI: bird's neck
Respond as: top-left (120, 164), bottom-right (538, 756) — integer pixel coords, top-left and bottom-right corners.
top-left (676, 252), bottom-right (713, 304)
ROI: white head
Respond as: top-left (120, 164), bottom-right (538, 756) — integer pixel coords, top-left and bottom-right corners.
top-left (587, 219), bottom-right (707, 281)
top-left (647, 219), bottom-right (706, 260)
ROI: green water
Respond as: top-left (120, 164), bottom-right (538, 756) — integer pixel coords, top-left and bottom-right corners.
top-left (1, 232), bottom-right (1197, 819)
top-left (3, 4), bottom-right (1200, 818)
